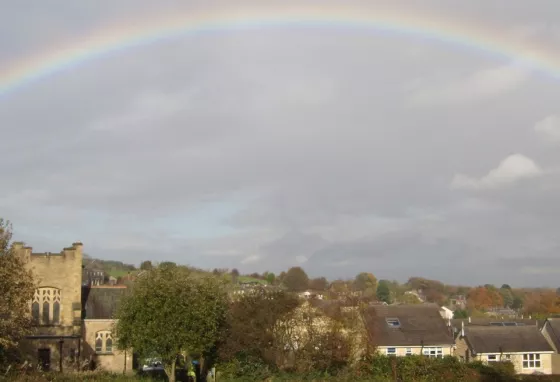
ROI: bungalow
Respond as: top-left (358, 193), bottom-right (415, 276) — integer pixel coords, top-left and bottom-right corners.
top-left (362, 304), bottom-right (455, 357)
top-left (540, 318), bottom-right (560, 374)
top-left (456, 325), bottom-right (554, 374)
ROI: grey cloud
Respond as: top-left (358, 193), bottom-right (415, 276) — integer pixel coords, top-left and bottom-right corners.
top-left (2, 0), bottom-right (560, 285)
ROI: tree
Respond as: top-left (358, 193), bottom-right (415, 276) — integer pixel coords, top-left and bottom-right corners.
top-left (499, 287), bottom-right (514, 308)
top-left (501, 284), bottom-right (512, 290)
top-left (140, 260), bottom-right (153, 270)
top-left (353, 272), bottom-right (378, 293)
top-left (283, 267), bottom-right (309, 292)
top-left (467, 286), bottom-right (503, 311)
top-left (0, 220), bottom-right (35, 365)
top-left (453, 309), bottom-right (469, 319)
top-left (309, 277), bottom-right (329, 291)
top-left (116, 266), bottom-right (228, 382)
top-left (218, 289), bottom-right (299, 370)
top-left (512, 295), bottom-right (524, 311)
top-left (377, 280), bottom-right (392, 304)
top-left (231, 268), bottom-right (240, 284)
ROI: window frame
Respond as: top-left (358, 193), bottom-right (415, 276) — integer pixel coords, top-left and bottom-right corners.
top-left (32, 287), bottom-right (62, 325)
top-left (386, 347), bottom-right (397, 356)
top-left (405, 348), bottom-right (412, 356)
top-left (522, 353), bottom-right (541, 369)
top-left (423, 347), bottom-right (443, 358)
top-left (386, 318), bottom-right (401, 328)
top-left (95, 331), bottom-right (114, 354)
top-left (487, 354), bottom-right (498, 362)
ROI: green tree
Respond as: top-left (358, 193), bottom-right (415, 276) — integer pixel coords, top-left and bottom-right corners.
top-left (353, 272), bottom-right (378, 293)
top-left (116, 266), bottom-right (228, 382)
top-left (377, 280), bottom-right (392, 304)
top-left (501, 284), bottom-right (511, 290)
top-left (265, 272), bottom-right (276, 285)
top-left (0, 220), bottom-right (35, 365)
top-left (230, 268), bottom-right (240, 284)
top-left (499, 287), bottom-right (514, 308)
top-left (140, 260), bottom-right (153, 270)
top-left (283, 267), bottom-right (309, 292)
top-left (512, 295), bottom-right (524, 311)
top-left (453, 309), bottom-right (469, 319)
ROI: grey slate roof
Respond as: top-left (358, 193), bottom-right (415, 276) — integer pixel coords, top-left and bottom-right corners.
top-left (362, 304), bottom-right (455, 347)
top-left (543, 318), bottom-right (560, 352)
top-left (464, 326), bottom-right (553, 354)
top-left (82, 286), bottom-right (127, 319)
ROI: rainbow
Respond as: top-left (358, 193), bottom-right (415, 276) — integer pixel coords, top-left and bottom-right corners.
top-left (0, 5), bottom-right (557, 97)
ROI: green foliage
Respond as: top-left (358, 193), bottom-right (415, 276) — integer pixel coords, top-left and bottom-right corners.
top-left (500, 287), bottom-right (514, 308)
top-left (0, 220), bottom-right (35, 367)
top-left (512, 295), bottom-right (524, 310)
top-left (376, 280), bottom-right (392, 304)
top-left (115, 266), bottom-right (228, 381)
top-left (283, 267), bottom-right (309, 292)
top-left (453, 309), bottom-right (469, 319)
top-left (82, 255), bottom-right (136, 278)
top-left (353, 273), bottom-right (378, 298)
top-left (139, 261), bottom-right (153, 271)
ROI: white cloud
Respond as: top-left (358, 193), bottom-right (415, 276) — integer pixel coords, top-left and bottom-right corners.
top-left (409, 63), bottom-right (530, 107)
top-left (451, 154), bottom-right (543, 190)
top-left (240, 255), bottom-right (261, 264)
top-left (534, 115), bottom-right (560, 143)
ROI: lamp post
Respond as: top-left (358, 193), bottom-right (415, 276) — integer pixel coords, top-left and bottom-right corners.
top-left (58, 337), bottom-right (64, 372)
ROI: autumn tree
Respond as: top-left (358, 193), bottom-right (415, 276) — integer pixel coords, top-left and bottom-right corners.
top-left (353, 272), bottom-right (378, 297)
top-left (116, 266), bottom-right (228, 382)
top-left (218, 289), bottom-right (299, 371)
top-left (309, 277), bottom-right (329, 291)
top-left (0, 220), bottom-right (35, 366)
top-left (283, 267), bottom-right (309, 292)
top-left (467, 286), bottom-right (503, 311)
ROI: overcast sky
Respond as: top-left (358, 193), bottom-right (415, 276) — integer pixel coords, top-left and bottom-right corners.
top-left (2, 1), bottom-right (560, 286)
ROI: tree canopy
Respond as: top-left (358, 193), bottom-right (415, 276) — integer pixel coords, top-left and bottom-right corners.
top-left (116, 266), bottom-right (228, 381)
top-left (0, 220), bottom-right (35, 365)
top-left (376, 280), bottom-right (392, 304)
top-left (283, 267), bottom-right (309, 292)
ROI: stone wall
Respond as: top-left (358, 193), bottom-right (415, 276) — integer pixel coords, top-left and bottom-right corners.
top-left (82, 319), bottom-right (133, 373)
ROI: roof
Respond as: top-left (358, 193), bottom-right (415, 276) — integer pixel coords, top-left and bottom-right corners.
top-left (464, 326), bottom-right (553, 354)
top-left (451, 318), bottom-right (541, 329)
top-left (362, 304), bottom-right (455, 347)
top-left (82, 286), bottom-right (127, 319)
top-left (543, 318), bottom-right (560, 352)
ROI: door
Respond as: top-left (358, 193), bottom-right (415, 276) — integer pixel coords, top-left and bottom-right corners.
top-left (38, 348), bottom-right (51, 371)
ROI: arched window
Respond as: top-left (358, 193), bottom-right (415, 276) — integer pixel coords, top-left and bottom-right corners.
top-left (52, 301), bottom-right (60, 324)
top-left (42, 302), bottom-right (50, 324)
top-left (95, 331), bottom-right (114, 353)
top-left (32, 287), bottom-right (62, 325)
top-left (31, 302), bottom-right (40, 323)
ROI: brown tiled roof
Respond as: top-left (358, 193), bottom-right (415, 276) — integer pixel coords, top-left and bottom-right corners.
top-left (543, 318), bottom-right (560, 352)
top-left (464, 326), bottom-right (553, 354)
top-left (362, 304), bottom-right (454, 347)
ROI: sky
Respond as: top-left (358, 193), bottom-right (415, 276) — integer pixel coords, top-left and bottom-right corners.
top-left (2, 0), bottom-right (560, 286)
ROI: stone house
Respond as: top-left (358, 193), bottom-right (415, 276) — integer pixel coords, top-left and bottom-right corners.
top-left (456, 325), bottom-right (554, 374)
top-left (540, 318), bottom-right (560, 374)
top-left (361, 304), bottom-right (455, 357)
top-left (13, 242), bottom-right (133, 374)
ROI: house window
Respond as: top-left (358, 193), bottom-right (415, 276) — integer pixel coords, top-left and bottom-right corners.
top-left (386, 347), bottom-right (396, 356)
top-left (487, 354), bottom-right (497, 362)
top-left (423, 347), bottom-right (443, 358)
top-left (386, 318), bottom-right (401, 327)
top-left (95, 331), bottom-right (114, 354)
top-left (32, 288), bottom-right (62, 325)
top-left (406, 348), bottom-right (412, 356)
top-left (523, 354), bottom-right (541, 369)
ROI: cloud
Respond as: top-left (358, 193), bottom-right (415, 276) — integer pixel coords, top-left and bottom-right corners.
top-left (534, 115), bottom-right (560, 143)
top-left (409, 63), bottom-right (530, 107)
top-left (450, 154), bottom-right (543, 190)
